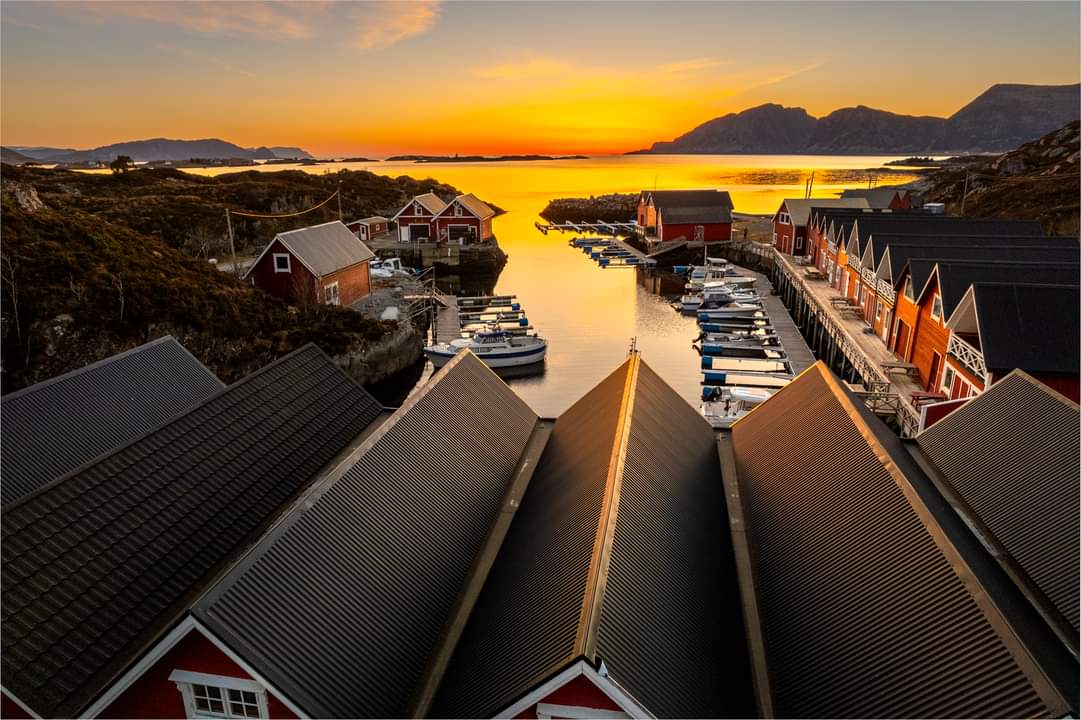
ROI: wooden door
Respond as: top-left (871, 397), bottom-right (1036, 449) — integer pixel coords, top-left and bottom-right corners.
top-left (928, 351), bottom-right (943, 392)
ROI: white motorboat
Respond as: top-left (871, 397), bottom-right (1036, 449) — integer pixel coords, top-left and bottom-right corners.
top-left (687, 275), bottom-right (756, 292)
top-left (696, 302), bottom-right (765, 319)
top-left (700, 386), bottom-right (777, 429)
top-left (424, 327), bottom-right (547, 368)
top-left (679, 287), bottom-right (758, 313)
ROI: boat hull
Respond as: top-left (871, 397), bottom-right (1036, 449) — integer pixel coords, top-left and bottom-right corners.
top-left (424, 342), bottom-right (547, 368)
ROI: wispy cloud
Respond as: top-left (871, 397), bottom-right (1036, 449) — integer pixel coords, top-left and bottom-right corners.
top-left (74, 1), bottom-right (318, 40)
top-left (743, 58), bottom-right (828, 91)
top-left (155, 42), bottom-right (256, 78)
top-left (473, 58), bottom-right (577, 79)
top-left (1, 13), bottom-right (59, 33)
top-left (350, 1), bottom-right (440, 50)
top-left (656, 56), bottom-right (728, 74)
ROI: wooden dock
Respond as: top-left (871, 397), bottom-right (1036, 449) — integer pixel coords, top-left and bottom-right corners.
top-left (770, 250), bottom-right (922, 435)
top-left (739, 266), bottom-right (816, 375)
top-left (433, 291), bottom-right (460, 343)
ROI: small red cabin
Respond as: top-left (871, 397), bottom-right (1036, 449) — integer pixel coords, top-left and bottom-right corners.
top-left (346, 216), bottom-right (389, 243)
top-left (245, 220), bottom-right (374, 307)
top-left (431, 193), bottom-right (495, 244)
top-left (392, 193), bottom-right (447, 243)
top-left (637, 189), bottom-right (734, 243)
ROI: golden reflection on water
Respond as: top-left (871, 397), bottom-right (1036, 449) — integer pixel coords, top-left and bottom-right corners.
top-left (183, 155), bottom-right (918, 414)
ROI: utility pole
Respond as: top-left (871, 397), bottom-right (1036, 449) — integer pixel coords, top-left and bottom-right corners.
top-left (225, 208), bottom-right (238, 277)
top-left (337, 181), bottom-right (343, 220)
top-left (960, 170), bottom-right (970, 216)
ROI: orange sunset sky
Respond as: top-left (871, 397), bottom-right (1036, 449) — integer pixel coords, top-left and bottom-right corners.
top-left (2, 1), bottom-right (1079, 157)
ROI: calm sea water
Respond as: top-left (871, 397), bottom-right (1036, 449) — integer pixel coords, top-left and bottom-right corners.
top-left (191, 155), bottom-right (918, 416)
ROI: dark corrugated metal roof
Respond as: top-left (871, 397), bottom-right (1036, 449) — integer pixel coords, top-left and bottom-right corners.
top-left (0, 336), bottom-right (224, 506)
top-left (432, 355), bottom-right (752, 718)
top-left (593, 361), bottom-right (753, 718)
top-left (851, 215), bottom-right (1044, 258)
top-left (730, 362), bottom-right (1058, 718)
top-left (919, 259), bottom-right (1080, 317)
top-left (1, 344), bottom-right (382, 718)
top-left (917, 371), bottom-right (1080, 636)
top-left (878, 239), bottom-right (1080, 283)
top-left (968, 282), bottom-right (1081, 375)
top-left (430, 358), bottom-right (630, 718)
top-left (195, 351), bottom-right (539, 719)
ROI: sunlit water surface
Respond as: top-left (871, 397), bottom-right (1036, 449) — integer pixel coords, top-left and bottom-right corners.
top-left (189, 155), bottom-right (918, 416)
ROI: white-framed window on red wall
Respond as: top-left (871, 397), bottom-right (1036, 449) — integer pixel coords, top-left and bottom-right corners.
top-left (324, 281), bottom-right (340, 306)
top-left (272, 254), bottom-right (291, 273)
top-left (169, 670), bottom-right (269, 719)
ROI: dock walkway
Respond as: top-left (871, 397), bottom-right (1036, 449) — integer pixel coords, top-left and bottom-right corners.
top-left (740, 266), bottom-right (815, 375)
top-left (771, 251), bottom-right (922, 434)
top-left (434, 294), bottom-right (460, 343)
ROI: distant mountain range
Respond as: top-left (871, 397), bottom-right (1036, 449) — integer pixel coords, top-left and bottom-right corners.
top-left (637, 83), bottom-right (1081, 155)
top-left (5, 138), bottom-right (314, 164)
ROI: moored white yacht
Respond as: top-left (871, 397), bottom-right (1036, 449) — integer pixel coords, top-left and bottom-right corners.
top-left (424, 326), bottom-right (548, 368)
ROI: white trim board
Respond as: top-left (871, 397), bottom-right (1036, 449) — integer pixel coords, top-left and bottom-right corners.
top-left (497, 660), bottom-right (653, 719)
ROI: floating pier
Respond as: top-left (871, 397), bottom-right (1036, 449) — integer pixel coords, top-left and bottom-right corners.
top-left (433, 293), bottom-right (534, 343)
top-left (535, 220), bottom-right (637, 236)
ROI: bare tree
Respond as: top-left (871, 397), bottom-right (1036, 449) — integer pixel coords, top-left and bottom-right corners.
top-left (1, 252), bottom-right (21, 343)
top-left (109, 272), bottom-right (125, 322)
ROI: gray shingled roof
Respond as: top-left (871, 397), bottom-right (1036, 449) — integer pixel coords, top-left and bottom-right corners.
top-left (1, 345), bottom-right (384, 718)
top-left (412, 192), bottom-right (448, 215)
top-left (648, 189), bottom-right (734, 210)
top-left (195, 351), bottom-right (540, 718)
top-left (917, 371), bottom-right (1080, 635)
top-left (839, 187), bottom-right (904, 208)
top-left (432, 355), bottom-right (753, 718)
top-left (729, 362), bottom-right (1063, 718)
top-left (246, 220), bottom-right (374, 279)
top-left (0, 336), bottom-right (223, 506)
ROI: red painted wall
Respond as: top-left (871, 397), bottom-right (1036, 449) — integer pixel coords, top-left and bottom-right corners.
top-left (921, 397), bottom-right (969, 429)
top-left (102, 629), bottom-right (298, 719)
top-left (320, 261), bottom-right (371, 306)
top-left (248, 239), bottom-right (369, 306)
top-left (659, 221), bottom-right (732, 243)
top-left (910, 276), bottom-right (950, 390)
top-left (249, 239), bottom-right (318, 305)
top-left (2, 694), bottom-right (31, 719)
top-left (513, 675), bottom-right (624, 719)
top-left (1019, 374), bottom-right (1080, 403)
top-left (433, 215), bottom-right (484, 243)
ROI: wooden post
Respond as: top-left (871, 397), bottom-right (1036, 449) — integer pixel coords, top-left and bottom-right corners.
top-left (225, 208), bottom-right (238, 278)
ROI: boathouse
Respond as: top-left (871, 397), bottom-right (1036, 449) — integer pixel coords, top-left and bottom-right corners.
top-left (392, 192), bottom-right (447, 243)
top-left (245, 221), bottom-right (375, 306)
top-left (430, 193), bottom-right (495, 244)
top-left (727, 362), bottom-right (1076, 718)
top-left (4, 345), bottom-right (1078, 719)
top-left (945, 282), bottom-right (1080, 401)
top-left (346, 215), bottom-right (389, 242)
top-left (637, 189), bottom-right (734, 243)
top-left (771, 198), bottom-right (868, 256)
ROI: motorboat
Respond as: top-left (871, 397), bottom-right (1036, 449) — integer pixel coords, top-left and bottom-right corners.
top-left (699, 343), bottom-right (787, 360)
top-left (700, 385), bottom-right (777, 429)
top-left (700, 371), bottom-right (794, 389)
top-left (698, 319), bottom-right (772, 333)
top-left (678, 288), bottom-right (757, 313)
top-left (696, 304), bottom-right (766, 320)
top-left (701, 357), bottom-right (791, 375)
top-left (424, 326), bottom-right (547, 368)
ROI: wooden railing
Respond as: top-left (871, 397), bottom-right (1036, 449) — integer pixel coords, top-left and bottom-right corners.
top-left (947, 333), bottom-right (989, 384)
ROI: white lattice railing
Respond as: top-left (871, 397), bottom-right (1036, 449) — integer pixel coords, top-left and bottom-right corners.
top-left (877, 279), bottom-right (896, 304)
top-left (948, 333), bottom-right (989, 384)
top-left (862, 268), bottom-right (876, 285)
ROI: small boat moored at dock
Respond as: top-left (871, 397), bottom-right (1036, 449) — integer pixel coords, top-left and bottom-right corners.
top-left (701, 385), bottom-right (777, 428)
top-left (424, 326), bottom-right (548, 368)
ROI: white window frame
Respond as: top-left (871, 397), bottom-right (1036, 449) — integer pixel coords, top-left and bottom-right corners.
top-left (941, 365), bottom-right (956, 394)
top-left (272, 254), bottom-right (291, 273)
top-left (903, 278), bottom-right (914, 302)
top-left (931, 293), bottom-right (943, 322)
top-left (454, 203), bottom-right (463, 217)
top-left (169, 670), bottom-right (269, 720)
top-left (536, 703), bottom-right (629, 720)
top-left (324, 280), bottom-right (340, 306)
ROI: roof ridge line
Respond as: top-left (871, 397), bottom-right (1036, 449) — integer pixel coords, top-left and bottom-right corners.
top-left (576, 353), bottom-right (640, 660)
top-left (1, 343), bottom-right (331, 514)
top-left (820, 368), bottom-right (1072, 716)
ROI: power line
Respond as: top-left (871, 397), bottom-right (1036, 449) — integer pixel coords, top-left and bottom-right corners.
top-left (227, 188), bottom-right (341, 219)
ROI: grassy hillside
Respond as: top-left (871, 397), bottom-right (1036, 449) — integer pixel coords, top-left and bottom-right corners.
top-left (0, 165), bottom-right (465, 259)
top-left (0, 183), bottom-right (393, 393)
top-left (922, 120), bottom-right (1080, 235)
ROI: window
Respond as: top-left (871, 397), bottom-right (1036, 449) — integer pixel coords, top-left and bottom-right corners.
top-left (170, 671), bottom-right (268, 720)
top-left (942, 366), bottom-right (956, 394)
top-left (273, 254), bottom-right (291, 273)
top-left (903, 278), bottom-right (914, 302)
top-left (454, 203), bottom-right (463, 216)
top-left (324, 281), bottom-right (340, 306)
top-left (931, 293), bottom-right (943, 321)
